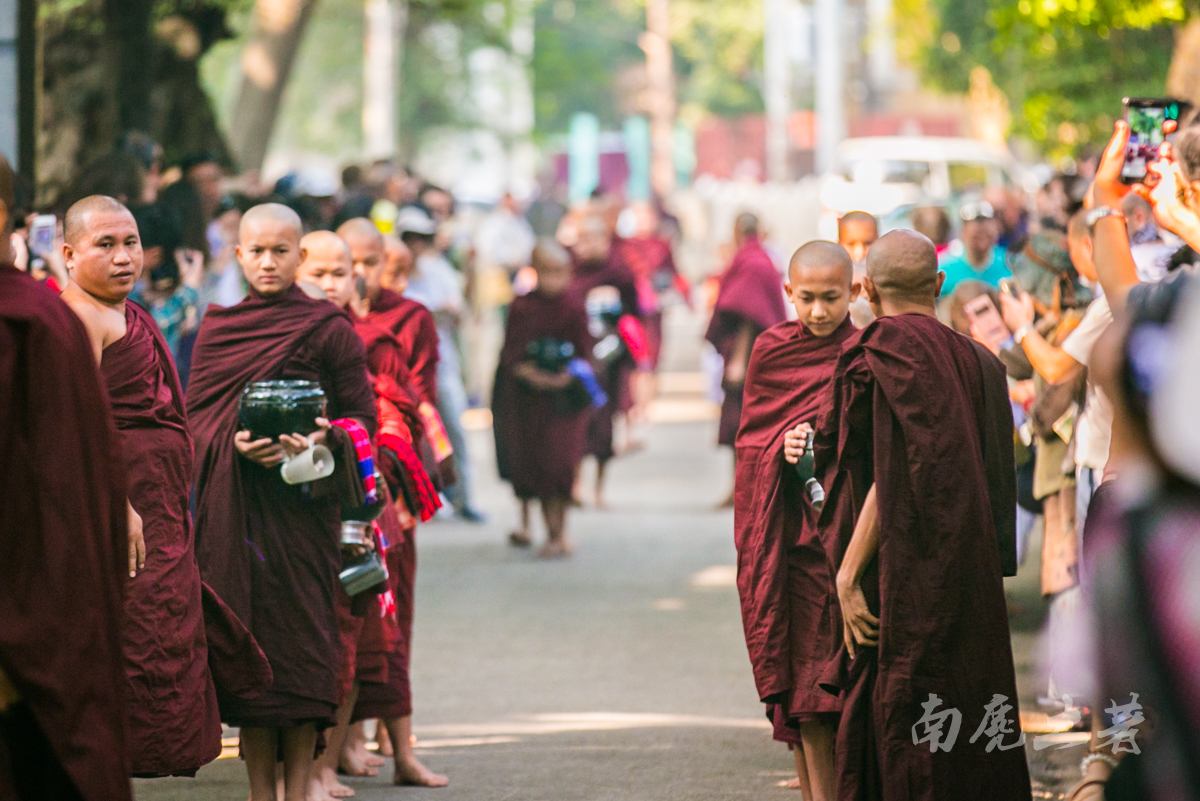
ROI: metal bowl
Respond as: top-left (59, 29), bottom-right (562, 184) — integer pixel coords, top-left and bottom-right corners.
top-left (238, 380), bottom-right (327, 441)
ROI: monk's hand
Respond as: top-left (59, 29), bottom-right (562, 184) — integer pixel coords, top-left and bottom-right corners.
top-left (234, 429), bottom-right (286, 467)
top-left (127, 502), bottom-right (146, 578)
top-left (836, 577), bottom-right (879, 659)
top-left (783, 422), bottom-right (813, 464)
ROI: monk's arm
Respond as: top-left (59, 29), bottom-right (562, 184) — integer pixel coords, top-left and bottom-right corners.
top-left (724, 321), bottom-right (756, 385)
top-left (836, 484), bottom-right (881, 657)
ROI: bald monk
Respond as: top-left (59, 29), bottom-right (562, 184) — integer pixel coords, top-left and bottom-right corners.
top-left (298, 231), bottom-right (448, 789)
top-left (707, 212), bottom-right (788, 506)
top-left (381, 233), bottom-right (410, 291)
top-left (340, 218), bottom-right (438, 406)
top-left (0, 161), bottom-right (132, 801)
top-left (492, 240), bottom-right (592, 557)
top-left (735, 242), bottom-right (860, 800)
top-left (59, 195), bottom-right (223, 777)
top-left (187, 204), bottom-right (377, 801)
top-left (814, 230), bottom-right (1026, 800)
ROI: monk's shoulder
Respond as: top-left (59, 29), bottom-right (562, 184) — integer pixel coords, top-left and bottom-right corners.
top-left (0, 269), bottom-right (92, 352)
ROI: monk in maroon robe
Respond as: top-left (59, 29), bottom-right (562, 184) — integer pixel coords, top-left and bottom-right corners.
top-left (569, 215), bottom-right (641, 507)
top-left (58, 195), bottom-right (225, 777)
top-left (0, 175), bottom-right (131, 801)
top-left (299, 229), bottom-right (448, 789)
top-left (814, 231), bottom-right (1027, 801)
top-left (493, 240), bottom-right (592, 557)
top-left (735, 242), bottom-right (860, 800)
top-left (612, 201), bottom-right (685, 369)
top-left (188, 205), bottom-right (376, 801)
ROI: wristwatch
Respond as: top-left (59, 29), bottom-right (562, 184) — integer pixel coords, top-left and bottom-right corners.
top-left (1013, 324), bottom-right (1034, 344)
top-left (1085, 206), bottom-right (1126, 228)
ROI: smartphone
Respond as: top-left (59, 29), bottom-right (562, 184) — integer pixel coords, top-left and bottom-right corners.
top-left (998, 277), bottom-right (1020, 299)
top-left (1122, 97), bottom-right (1192, 184)
top-left (964, 294), bottom-right (1010, 352)
top-left (28, 214), bottom-right (55, 258)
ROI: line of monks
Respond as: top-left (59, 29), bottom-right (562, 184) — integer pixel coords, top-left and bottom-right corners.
top-left (727, 227), bottom-right (1032, 799)
top-left (0, 144), bottom-right (453, 800)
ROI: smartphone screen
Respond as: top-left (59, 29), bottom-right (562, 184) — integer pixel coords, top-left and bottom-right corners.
top-left (1123, 97), bottom-right (1191, 184)
top-left (28, 214), bottom-right (55, 258)
top-left (964, 294), bottom-right (1010, 353)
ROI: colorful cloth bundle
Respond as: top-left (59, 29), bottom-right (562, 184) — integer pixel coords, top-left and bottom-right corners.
top-left (617, 314), bottom-right (651, 367)
top-left (331, 418), bottom-right (377, 506)
top-left (377, 431), bottom-right (441, 522)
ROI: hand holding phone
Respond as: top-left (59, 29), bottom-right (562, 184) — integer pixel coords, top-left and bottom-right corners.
top-left (28, 215), bottom-right (55, 258)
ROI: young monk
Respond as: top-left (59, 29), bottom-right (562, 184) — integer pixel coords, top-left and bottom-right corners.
top-left (734, 241), bottom-right (860, 800)
top-left (298, 230), bottom-right (448, 790)
top-left (707, 213), bottom-right (788, 507)
top-left (837, 211), bottom-right (878, 329)
top-left (814, 230), bottom-right (1028, 800)
top-left (59, 195), bottom-right (223, 777)
top-left (492, 239), bottom-right (592, 557)
top-left (0, 162), bottom-right (132, 801)
top-left (187, 204), bottom-right (377, 801)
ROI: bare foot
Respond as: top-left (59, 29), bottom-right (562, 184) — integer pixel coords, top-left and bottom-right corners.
top-left (716, 492), bottom-right (734, 509)
top-left (318, 767), bottom-right (355, 799)
top-left (308, 775), bottom-right (334, 801)
top-left (337, 743), bottom-right (379, 777)
top-left (777, 777), bottom-right (803, 789)
top-left (394, 755), bottom-right (448, 788)
top-left (508, 531), bottom-right (532, 548)
top-left (538, 539), bottom-right (573, 559)
top-left (375, 723), bottom-right (393, 757)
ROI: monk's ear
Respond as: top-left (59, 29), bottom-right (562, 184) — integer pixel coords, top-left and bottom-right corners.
top-left (934, 270), bottom-right (946, 297)
top-left (861, 274), bottom-right (880, 305)
top-left (849, 279), bottom-right (862, 301)
top-left (783, 280), bottom-right (794, 300)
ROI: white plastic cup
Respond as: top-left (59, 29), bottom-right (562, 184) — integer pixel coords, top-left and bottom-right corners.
top-left (280, 443), bottom-right (335, 484)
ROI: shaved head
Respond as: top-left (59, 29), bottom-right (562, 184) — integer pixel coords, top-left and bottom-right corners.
top-left (336, 217), bottom-right (384, 249)
top-left (382, 233), bottom-right (413, 291)
top-left (864, 229), bottom-right (940, 304)
top-left (239, 202), bottom-right (302, 242)
top-left (65, 195), bottom-right (132, 245)
top-left (301, 230), bottom-right (351, 263)
top-left (789, 240), bottom-right (854, 285)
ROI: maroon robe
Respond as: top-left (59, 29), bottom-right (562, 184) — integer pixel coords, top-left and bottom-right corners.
top-left (492, 288), bottom-right (592, 500)
top-left (569, 253), bottom-right (640, 463)
top-left (613, 234), bottom-right (681, 368)
top-left (734, 317), bottom-right (856, 740)
top-left (100, 301), bottom-right (221, 775)
top-left (705, 238), bottom-right (787, 445)
top-left (187, 284), bottom-right (377, 728)
top-left (349, 317), bottom-right (422, 723)
top-left (366, 288), bottom-right (439, 404)
top-left (0, 267), bottom-right (131, 800)
top-left (813, 314), bottom-right (1026, 801)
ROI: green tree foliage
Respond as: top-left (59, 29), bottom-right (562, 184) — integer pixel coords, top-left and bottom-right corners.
top-left (916, 0), bottom-right (1177, 155)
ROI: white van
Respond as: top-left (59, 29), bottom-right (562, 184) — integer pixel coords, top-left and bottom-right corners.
top-left (818, 136), bottom-right (1025, 238)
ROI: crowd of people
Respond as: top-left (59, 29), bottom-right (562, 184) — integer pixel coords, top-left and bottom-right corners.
top-left (4, 110), bottom-right (1200, 801)
top-left (720, 119), bottom-right (1200, 801)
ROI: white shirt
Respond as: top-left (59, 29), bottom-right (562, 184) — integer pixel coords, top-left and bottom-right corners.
top-left (1061, 295), bottom-right (1114, 471)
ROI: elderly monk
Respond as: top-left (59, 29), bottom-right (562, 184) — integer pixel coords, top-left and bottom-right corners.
top-left (569, 214), bottom-right (641, 507)
top-left (0, 163), bottom-right (131, 801)
top-left (340, 218), bottom-right (438, 406)
top-left (298, 231), bottom-right (448, 789)
top-left (187, 204), bottom-right (377, 801)
top-left (707, 212), bottom-right (787, 507)
top-left (493, 240), bottom-right (592, 557)
top-left (735, 241), bottom-right (860, 800)
top-left (59, 195), bottom-right (223, 777)
top-left (815, 230), bottom-right (1026, 801)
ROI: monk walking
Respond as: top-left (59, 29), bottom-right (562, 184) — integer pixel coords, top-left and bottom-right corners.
top-left (60, 195), bottom-right (222, 777)
top-left (299, 230), bottom-right (448, 789)
top-left (735, 241), bottom-right (860, 800)
top-left (0, 162), bottom-right (132, 801)
top-left (188, 204), bottom-right (377, 801)
top-left (493, 240), bottom-right (593, 557)
top-left (815, 230), bottom-right (1028, 800)
top-left (707, 213), bottom-right (787, 507)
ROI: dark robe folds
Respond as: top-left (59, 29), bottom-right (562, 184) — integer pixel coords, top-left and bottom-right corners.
top-left (814, 314), bottom-right (1026, 801)
top-left (188, 284), bottom-right (376, 728)
top-left (492, 288), bottom-right (592, 500)
top-left (705, 238), bottom-right (787, 445)
top-left (0, 267), bottom-right (131, 801)
top-left (101, 301), bottom-right (221, 776)
top-left (366, 288), bottom-right (440, 404)
top-left (569, 254), bottom-right (640, 464)
top-left (734, 318), bottom-right (855, 738)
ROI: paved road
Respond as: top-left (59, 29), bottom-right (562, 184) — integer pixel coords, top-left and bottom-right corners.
top-left (135, 351), bottom-right (1074, 800)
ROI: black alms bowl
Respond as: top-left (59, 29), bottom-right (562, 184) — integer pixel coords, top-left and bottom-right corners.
top-left (239, 380), bottom-right (327, 441)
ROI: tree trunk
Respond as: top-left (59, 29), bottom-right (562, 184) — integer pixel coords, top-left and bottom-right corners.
top-left (1166, 18), bottom-right (1200, 109)
top-left (228, 0), bottom-right (319, 172)
top-left (103, 0), bottom-right (155, 134)
top-left (642, 0), bottom-right (674, 196)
